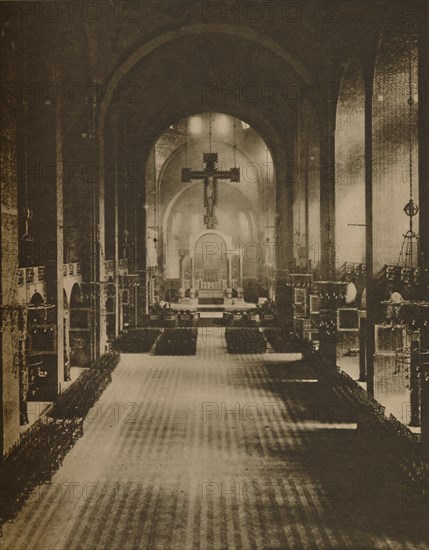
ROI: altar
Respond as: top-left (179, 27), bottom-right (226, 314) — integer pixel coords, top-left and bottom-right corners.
top-left (198, 280), bottom-right (224, 301)
top-left (177, 229), bottom-right (243, 304)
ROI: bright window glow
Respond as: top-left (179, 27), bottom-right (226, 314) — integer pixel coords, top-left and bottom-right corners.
top-left (214, 114), bottom-right (229, 134)
top-left (189, 117), bottom-right (202, 134)
top-left (191, 213), bottom-right (200, 234)
top-left (239, 212), bottom-right (250, 240)
top-left (172, 212), bottom-right (182, 235)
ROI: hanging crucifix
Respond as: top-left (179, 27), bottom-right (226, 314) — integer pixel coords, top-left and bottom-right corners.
top-left (182, 153), bottom-right (240, 229)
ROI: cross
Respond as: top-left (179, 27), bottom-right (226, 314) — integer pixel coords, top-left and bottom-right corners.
top-left (182, 152), bottom-right (240, 229)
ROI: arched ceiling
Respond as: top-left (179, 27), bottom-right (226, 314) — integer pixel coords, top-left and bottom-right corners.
top-left (154, 113), bottom-right (273, 202)
top-left (150, 114), bottom-right (276, 239)
top-left (104, 31), bottom-right (303, 158)
top-left (97, 2), bottom-right (389, 145)
top-left (12, 0), bottom-right (391, 155)
top-left (77, 0), bottom-right (390, 181)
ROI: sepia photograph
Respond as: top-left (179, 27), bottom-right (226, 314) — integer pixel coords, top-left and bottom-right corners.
top-left (0, 1), bottom-right (428, 548)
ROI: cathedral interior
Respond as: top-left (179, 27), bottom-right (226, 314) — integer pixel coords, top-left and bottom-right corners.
top-left (1, 1), bottom-right (428, 548)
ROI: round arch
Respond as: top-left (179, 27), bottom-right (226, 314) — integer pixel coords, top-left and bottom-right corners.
top-left (97, 24), bottom-right (313, 136)
top-left (29, 292), bottom-right (44, 306)
top-left (154, 115), bottom-right (274, 280)
top-left (99, 26), bottom-right (304, 326)
top-left (69, 282), bottom-right (83, 307)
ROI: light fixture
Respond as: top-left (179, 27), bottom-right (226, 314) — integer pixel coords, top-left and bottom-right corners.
top-left (396, 25), bottom-right (419, 272)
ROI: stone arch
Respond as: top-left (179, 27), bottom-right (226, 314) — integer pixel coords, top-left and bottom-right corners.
top-left (29, 292), bottom-right (44, 306)
top-left (99, 28), bottom-right (303, 337)
top-left (97, 24), bottom-right (313, 137)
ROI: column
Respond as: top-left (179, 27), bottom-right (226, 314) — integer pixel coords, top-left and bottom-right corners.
top-left (319, 108), bottom-right (336, 280)
top-left (237, 252), bottom-right (243, 299)
top-left (316, 282), bottom-right (347, 368)
top-left (190, 257), bottom-right (195, 299)
top-left (421, 365), bottom-right (429, 460)
top-left (98, 133), bottom-right (107, 354)
top-left (118, 282), bottom-right (123, 331)
top-left (319, 309), bottom-right (337, 368)
top-left (179, 252), bottom-right (186, 299)
top-left (409, 335), bottom-right (420, 427)
top-left (418, 19), bottom-right (429, 287)
top-left (420, 306), bottom-right (429, 460)
top-left (63, 310), bottom-right (71, 381)
top-left (358, 309), bottom-right (367, 381)
top-left (113, 129), bottom-right (120, 337)
top-left (226, 254), bottom-right (232, 298)
top-left (364, 63), bottom-right (375, 396)
top-left (55, 94), bottom-right (65, 387)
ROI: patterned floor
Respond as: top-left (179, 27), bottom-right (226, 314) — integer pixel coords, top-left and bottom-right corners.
top-left (2, 328), bottom-right (428, 549)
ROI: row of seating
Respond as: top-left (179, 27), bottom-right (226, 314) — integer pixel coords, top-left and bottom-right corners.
top-left (225, 328), bottom-right (267, 354)
top-left (155, 328), bottom-right (198, 355)
top-left (114, 329), bottom-right (161, 353)
top-left (314, 353), bottom-right (427, 483)
top-left (357, 412), bottom-right (427, 484)
top-left (49, 351), bottom-right (120, 419)
top-left (1, 351), bottom-right (121, 524)
top-left (329, 369), bottom-right (384, 414)
top-left (1, 416), bottom-right (83, 523)
top-left (263, 327), bottom-right (303, 352)
top-left (315, 360), bottom-right (383, 415)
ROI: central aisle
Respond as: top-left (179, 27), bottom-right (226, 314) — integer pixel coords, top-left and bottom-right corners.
top-left (2, 328), bottom-right (427, 549)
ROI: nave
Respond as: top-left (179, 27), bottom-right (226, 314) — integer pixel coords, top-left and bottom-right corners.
top-left (2, 330), bottom-right (427, 550)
